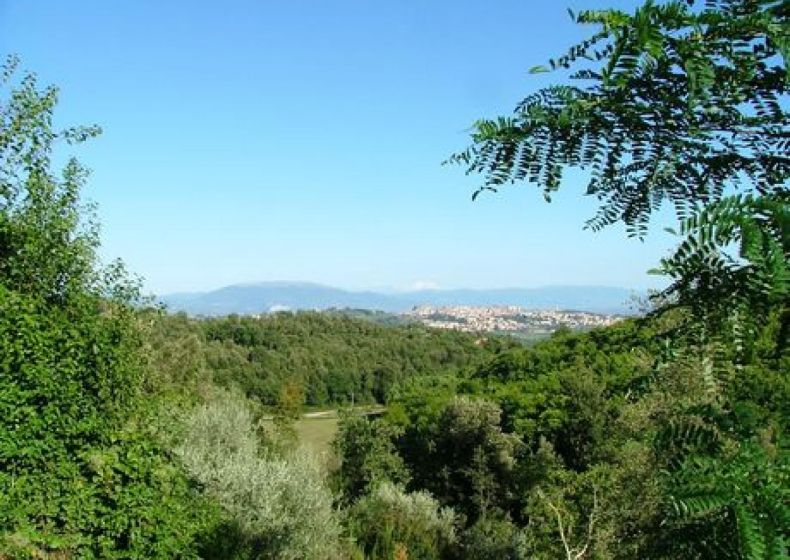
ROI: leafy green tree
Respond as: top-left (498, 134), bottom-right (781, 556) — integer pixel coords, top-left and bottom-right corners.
top-left (449, 2), bottom-right (788, 557)
top-left (0, 56), bottom-right (205, 558)
top-left (398, 397), bottom-right (523, 523)
top-left (449, 0), bottom-right (788, 335)
top-left (332, 411), bottom-right (409, 504)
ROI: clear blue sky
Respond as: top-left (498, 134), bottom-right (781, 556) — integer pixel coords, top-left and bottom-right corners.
top-left (1, 0), bottom-right (676, 295)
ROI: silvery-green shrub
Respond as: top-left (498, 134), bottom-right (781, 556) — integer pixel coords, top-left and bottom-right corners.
top-left (350, 481), bottom-right (457, 560)
top-left (177, 393), bottom-right (345, 559)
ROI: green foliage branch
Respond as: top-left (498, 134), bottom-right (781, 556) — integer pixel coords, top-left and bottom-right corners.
top-left (447, 5), bottom-right (789, 555)
top-left (448, 0), bottom-right (788, 330)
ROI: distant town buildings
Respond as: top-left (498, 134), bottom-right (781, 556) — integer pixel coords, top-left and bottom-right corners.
top-left (407, 305), bottom-right (622, 334)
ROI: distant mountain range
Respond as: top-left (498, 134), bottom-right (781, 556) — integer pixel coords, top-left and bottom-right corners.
top-left (160, 282), bottom-right (640, 316)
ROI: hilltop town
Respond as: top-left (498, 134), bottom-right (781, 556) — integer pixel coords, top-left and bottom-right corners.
top-left (407, 305), bottom-right (623, 336)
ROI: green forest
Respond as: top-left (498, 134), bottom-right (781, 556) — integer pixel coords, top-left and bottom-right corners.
top-left (1, 0), bottom-right (787, 558)
top-left (182, 311), bottom-right (509, 407)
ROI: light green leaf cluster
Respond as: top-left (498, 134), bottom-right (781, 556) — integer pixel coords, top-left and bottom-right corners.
top-left (350, 481), bottom-right (457, 560)
top-left (176, 392), bottom-right (345, 560)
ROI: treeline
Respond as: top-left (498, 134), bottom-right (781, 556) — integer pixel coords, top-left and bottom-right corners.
top-left (149, 311), bottom-right (509, 407)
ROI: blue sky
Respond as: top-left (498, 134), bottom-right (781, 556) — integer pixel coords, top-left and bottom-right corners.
top-left (1, 0), bottom-right (677, 295)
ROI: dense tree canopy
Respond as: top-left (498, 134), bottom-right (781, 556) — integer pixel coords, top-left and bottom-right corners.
top-left (151, 310), bottom-right (510, 408)
top-left (375, 312), bottom-right (788, 558)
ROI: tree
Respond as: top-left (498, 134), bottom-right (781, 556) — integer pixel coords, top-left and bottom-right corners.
top-left (176, 393), bottom-right (346, 560)
top-left (449, 2), bottom-right (788, 556)
top-left (0, 56), bottom-right (204, 558)
top-left (332, 411), bottom-right (409, 504)
top-left (449, 0), bottom-right (788, 336)
top-left (401, 397), bottom-right (523, 523)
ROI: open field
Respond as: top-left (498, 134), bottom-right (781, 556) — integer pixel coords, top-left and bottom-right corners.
top-left (295, 416), bottom-right (339, 455)
top-left (263, 406), bottom-right (385, 456)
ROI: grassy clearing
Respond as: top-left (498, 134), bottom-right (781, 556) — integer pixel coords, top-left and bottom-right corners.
top-left (295, 416), bottom-right (340, 456)
top-left (262, 407), bottom-right (384, 457)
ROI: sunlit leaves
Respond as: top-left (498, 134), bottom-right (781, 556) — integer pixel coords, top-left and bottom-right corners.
top-left (0, 59), bottom-right (202, 557)
top-left (449, 0), bottom-right (787, 232)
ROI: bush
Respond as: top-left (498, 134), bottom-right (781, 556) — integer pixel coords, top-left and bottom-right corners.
top-left (349, 482), bottom-right (457, 560)
top-left (176, 393), bottom-right (346, 559)
top-left (459, 516), bottom-right (528, 560)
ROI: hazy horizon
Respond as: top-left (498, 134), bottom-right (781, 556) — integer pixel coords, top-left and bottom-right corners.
top-left (158, 279), bottom-right (647, 297)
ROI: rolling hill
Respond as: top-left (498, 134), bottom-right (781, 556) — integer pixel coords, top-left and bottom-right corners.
top-left (160, 282), bottom-right (640, 316)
